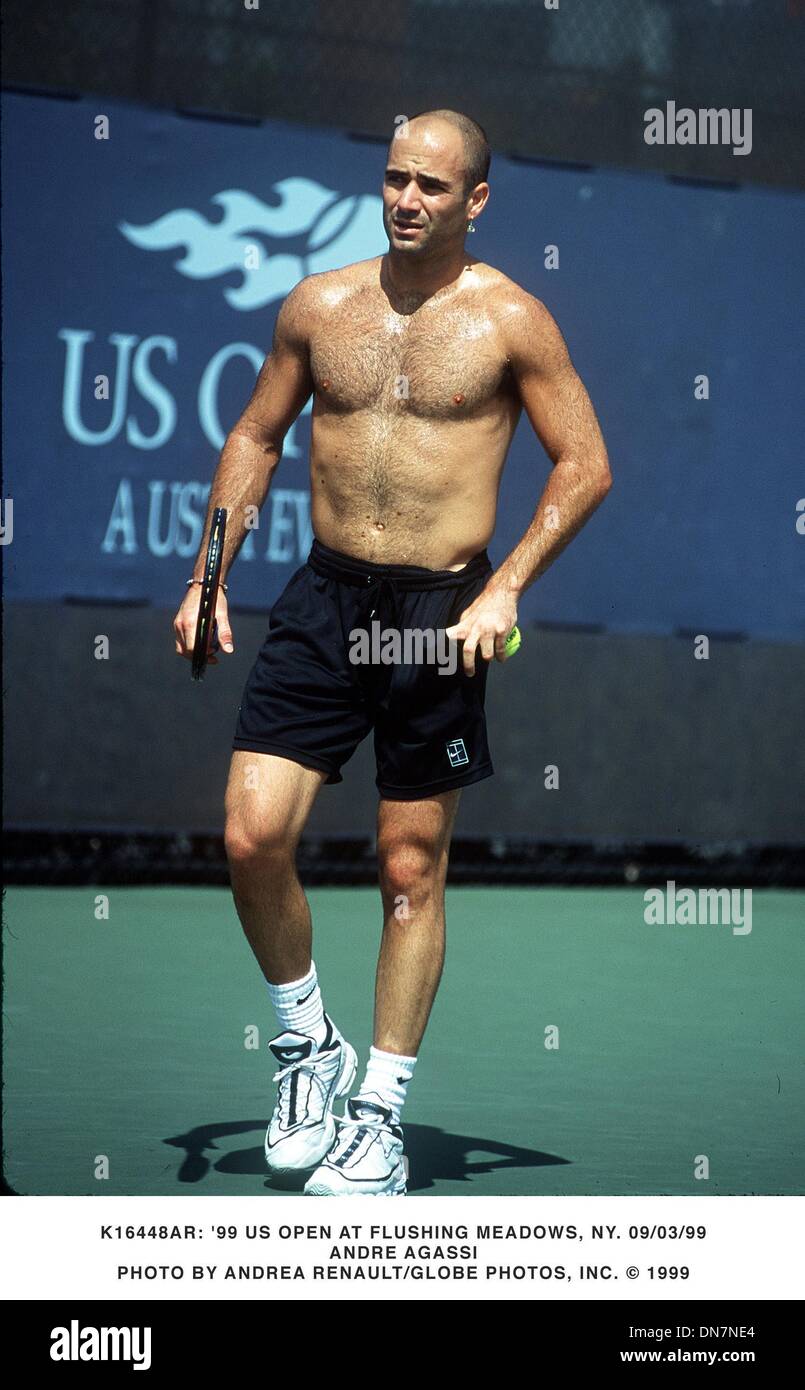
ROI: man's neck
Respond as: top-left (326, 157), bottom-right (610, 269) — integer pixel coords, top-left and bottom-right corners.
top-left (382, 247), bottom-right (474, 307)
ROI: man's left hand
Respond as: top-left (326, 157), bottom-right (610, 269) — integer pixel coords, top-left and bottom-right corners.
top-left (446, 583), bottom-right (519, 677)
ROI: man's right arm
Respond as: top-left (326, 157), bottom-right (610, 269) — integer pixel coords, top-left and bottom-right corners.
top-left (174, 278), bottom-right (314, 660)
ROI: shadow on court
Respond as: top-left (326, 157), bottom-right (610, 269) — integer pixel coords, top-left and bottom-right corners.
top-left (164, 1120), bottom-right (569, 1194)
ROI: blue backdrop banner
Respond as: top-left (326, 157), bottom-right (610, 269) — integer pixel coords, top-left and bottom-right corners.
top-left (3, 92), bottom-right (804, 638)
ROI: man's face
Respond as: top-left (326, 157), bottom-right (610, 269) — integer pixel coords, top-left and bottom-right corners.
top-left (382, 121), bottom-right (471, 256)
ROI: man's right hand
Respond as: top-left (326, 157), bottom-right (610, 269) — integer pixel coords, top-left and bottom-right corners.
top-left (173, 586), bottom-right (234, 666)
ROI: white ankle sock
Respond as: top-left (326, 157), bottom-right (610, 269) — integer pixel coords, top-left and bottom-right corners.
top-left (357, 1046), bottom-right (416, 1123)
top-left (266, 962), bottom-right (328, 1045)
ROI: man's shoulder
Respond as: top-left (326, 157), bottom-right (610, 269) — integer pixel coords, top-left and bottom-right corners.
top-left (473, 262), bottom-right (550, 323)
top-left (472, 263), bottom-right (560, 359)
top-left (285, 258), bottom-right (381, 315)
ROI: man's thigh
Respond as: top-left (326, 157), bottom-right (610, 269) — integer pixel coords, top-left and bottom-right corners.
top-left (225, 750), bottom-right (327, 848)
top-left (377, 789), bottom-right (462, 865)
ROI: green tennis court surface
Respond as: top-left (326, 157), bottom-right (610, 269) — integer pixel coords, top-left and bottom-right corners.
top-left (4, 887), bottom-right (803, 1196)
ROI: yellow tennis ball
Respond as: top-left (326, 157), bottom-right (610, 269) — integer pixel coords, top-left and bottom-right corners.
top-left (504, 625), bottom-right (522, 658)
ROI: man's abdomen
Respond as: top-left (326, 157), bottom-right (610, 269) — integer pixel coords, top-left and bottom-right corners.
top-left (308, 413), bottom-right (509, 569)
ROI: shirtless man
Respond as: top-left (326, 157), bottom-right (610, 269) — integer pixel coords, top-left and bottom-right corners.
top-left (174, 109), bottom-right (611, 1196)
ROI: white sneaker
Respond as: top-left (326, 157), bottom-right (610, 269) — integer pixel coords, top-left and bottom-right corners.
top-left (304, 1095), bottom-right (407, 1196)
top-left (264, 1015), bottom-right (357, 1174)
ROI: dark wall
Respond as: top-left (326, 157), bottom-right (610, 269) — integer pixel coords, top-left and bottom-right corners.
top-left (5, 603), bottom-right (803, 845)
top-left (4, 0), bottom-right (804, 188)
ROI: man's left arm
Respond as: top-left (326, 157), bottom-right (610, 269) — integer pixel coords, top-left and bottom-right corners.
top-left (449, 293), bottom-right (612, 674)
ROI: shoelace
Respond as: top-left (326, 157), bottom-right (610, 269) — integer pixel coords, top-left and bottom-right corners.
top-left (271, 1049), bottom-right (337, 1128)
top-left (330, 1109), bottom-right (396, 1154)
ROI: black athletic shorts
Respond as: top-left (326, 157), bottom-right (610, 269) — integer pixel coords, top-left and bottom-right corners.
top-left (232, 538), bottom-right (495, 799)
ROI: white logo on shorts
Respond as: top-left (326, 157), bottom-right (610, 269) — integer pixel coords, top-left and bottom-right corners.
top-left (446, 738), bottom-right (469, 768)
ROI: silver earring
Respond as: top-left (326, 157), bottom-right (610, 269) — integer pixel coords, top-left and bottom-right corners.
top-left (467, 219), bottom-right (476, 234)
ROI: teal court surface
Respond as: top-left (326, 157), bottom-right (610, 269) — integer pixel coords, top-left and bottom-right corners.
top-left (3, 887), bottom-right (803, 1197)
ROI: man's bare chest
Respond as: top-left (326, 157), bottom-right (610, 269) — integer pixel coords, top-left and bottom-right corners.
top-left (309, 303), bottom-right (511, 419)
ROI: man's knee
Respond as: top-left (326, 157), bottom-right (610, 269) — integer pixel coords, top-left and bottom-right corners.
top-left (378, 831), bottom-right (446, 903)
top-left (224, 813), bottom-right (295, 872)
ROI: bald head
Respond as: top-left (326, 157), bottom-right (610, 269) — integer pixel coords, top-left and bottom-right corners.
top-left (406, 109), bottom-right (491, 196)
